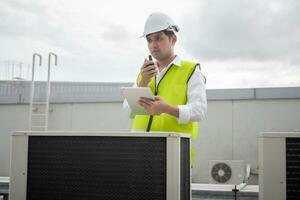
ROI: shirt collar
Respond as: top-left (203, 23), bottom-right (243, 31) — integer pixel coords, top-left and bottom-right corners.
top-left (157, 55), bottom-right (182, 69)
top-left (172, 55), bottom-right (182, 67)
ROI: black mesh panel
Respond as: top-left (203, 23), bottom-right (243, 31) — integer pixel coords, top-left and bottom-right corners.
top-left (27, 136), bottom-right (166, 200)
top-left (180, 138), bottom-right (190, 200)
top-left (286, 138), bottom-right (300, 200)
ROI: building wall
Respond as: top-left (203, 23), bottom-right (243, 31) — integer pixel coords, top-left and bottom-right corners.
top-left (1, 99), bottom-right (300, 184)
top-left (0, 102), bottom-right (132, 177)
top-left (1, 81), bottom-right (300, 184)
top-left (194, 99), bottom-right (300, 184)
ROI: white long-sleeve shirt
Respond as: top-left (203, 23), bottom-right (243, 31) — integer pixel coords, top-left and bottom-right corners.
top-left (123, 55), bottom-right (207, 124)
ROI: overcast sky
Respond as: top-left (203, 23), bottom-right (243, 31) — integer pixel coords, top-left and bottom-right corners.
top-left (0, 0), bottom-right (299, 89)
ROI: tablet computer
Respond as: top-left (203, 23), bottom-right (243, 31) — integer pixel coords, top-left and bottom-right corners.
top-left (122, 87), bottom-right (155, 117)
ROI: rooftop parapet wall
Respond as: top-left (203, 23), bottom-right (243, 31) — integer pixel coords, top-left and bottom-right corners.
top-left (0, 81), bottom-right (299, 104)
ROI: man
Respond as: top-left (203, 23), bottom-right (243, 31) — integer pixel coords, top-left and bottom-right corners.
top-left (124, 12), bottom-right (207, 163)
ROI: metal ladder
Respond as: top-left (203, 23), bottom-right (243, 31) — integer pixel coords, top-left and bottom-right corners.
top-left (29, 53), bottom-right (57, 131)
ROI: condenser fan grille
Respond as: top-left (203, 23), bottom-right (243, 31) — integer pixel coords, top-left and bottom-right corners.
top-left (211, 162), bottom-right (232, 183)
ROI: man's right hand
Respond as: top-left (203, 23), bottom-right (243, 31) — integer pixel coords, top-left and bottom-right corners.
top-left (138, 59), bottom-right (158, 87)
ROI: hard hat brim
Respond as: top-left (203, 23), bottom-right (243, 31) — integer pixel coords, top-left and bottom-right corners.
top-left (140, 26), bottom-right (179, 38)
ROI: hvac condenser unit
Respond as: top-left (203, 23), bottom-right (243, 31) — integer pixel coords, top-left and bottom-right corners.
top-left (259, 132), bottom-right (300, 200)
top-left (209, 160), bottom-right (245, 185)
top-left (9, 131), bottom-right (191, 200)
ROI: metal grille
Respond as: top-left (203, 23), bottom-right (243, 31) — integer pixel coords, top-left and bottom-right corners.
top-left (286, 138), bottom-right (300, 199)
top-left (180, 138), bottom-right (190, 200)
top-left (27, 136), bottom-right (166, 200)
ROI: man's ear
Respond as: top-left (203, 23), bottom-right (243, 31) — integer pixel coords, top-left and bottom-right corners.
top-left (171, 34), bottom-right (177, 45)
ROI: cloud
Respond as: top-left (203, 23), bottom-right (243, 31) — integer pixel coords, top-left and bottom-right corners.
top-left (0, 0), bottom-right (299, 88)
top-left (0, 0), bottom-right (147, 82)
top-left (201, 59), bottom-right (300, 88)
top-left (181, 0), bottom-right (300, 64)
top-left (101, 24), bottom-right (132, 44)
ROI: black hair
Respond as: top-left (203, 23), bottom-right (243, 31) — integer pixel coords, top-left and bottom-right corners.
top-left (163, 30), bottom-right (175, 38)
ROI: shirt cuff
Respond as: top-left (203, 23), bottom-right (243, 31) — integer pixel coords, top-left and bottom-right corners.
top-left (177, 105), bottom-right (190, 124)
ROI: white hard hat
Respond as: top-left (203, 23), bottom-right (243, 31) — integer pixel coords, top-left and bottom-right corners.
top-left (142, 12), bottom-right (179, 37)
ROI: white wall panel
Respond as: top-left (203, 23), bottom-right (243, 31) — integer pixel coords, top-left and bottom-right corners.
top-left (1, 99), bottom-right (300, 184)
top-left (192, 101), bottom-right (233, 183)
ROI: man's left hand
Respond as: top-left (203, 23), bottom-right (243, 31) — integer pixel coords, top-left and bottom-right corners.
top-left (138, 96), bottom-right (167, 115)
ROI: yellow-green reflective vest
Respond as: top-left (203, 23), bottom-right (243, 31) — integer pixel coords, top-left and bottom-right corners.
top-left (132, 60), bottom-right (200, 141)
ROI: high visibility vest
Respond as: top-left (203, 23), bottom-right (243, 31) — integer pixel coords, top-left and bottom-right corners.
top-left (132, 60), bottom-right (200, 141)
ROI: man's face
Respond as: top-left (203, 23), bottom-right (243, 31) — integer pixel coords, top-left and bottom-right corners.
top-left (146, 31), bottom-right (176, 61)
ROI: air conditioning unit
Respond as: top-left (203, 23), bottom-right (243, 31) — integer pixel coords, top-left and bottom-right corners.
top-left (209, 160), bottom-right (246, 185)
top-left (259, 132), bottom-right (300, 200)
top-left (10, 131), bottom-right (192, 200)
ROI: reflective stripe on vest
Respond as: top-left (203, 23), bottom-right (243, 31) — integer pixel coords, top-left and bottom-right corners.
top-left (132, 60), bottom-right (200, 141)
